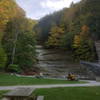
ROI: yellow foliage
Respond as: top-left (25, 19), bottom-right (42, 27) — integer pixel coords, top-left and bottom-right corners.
top-left (73, 25), bottom-right (90, 48)
top-left (73, 35), bottom-right (81, 48)
top-left (0, 0), bottom-right (25, 33)
top-left (47, 26), bottom-right (64, 46)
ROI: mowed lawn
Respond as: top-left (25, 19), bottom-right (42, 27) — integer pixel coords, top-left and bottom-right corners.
top-left (34, 87), bottom-right (100, 100)
top-left (0, 73), bottom-right (84, 86)
top-left (0, 91), bottom-right (8, 99)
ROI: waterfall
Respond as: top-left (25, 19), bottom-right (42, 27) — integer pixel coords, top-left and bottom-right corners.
top-left (35, 45), bottom-right (82, 77)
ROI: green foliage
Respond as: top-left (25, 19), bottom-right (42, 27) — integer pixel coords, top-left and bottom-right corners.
top-left (73, 25), bottom-right (96, 61)
top-left (35, 11), bottom-right (63, 42)
top-left (2, 16), bottom-right (36, 71)
top-left (35, 0), bottom-right (99, 61)
top-left (0, 0), bottom-right (37, 71)
top-left (0, 0), bottom-right (27, 71)
top-left (8, 64), bottom-right (20, 73)
top-left (0, 91), bottom-right (8, 99)
top-left (0, 44), bottom-right (7, 69)
top-left (60, 32), bottom-right (74, 49)
top-left (15, 31), bottom-right (36, 70)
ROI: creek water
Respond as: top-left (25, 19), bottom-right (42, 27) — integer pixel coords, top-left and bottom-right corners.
top-left (35, 45), bottom-right (84, 77)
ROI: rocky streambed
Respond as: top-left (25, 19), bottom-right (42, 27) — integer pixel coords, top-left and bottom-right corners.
top-left (35, 45), bottom-right (94, 78)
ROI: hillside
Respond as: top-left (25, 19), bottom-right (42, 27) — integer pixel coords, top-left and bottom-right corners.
top-left (35, 0), bottom-right (100, 61)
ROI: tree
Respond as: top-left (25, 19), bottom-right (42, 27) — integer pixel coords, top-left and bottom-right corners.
top-left (2, 16), bottom-right (36, 71)
top-left (73, 25), bottom-right (96, 61)
top-left (0, 0), bottom-right (25, 70)
top-left (15, 31), bottom-right (36, 70)
top-left (0, 44), bottom-right (7, 69)
top-left (0, 0), bottom-right (25, 37)
top-left (46, 26), bottom-right (64, 47)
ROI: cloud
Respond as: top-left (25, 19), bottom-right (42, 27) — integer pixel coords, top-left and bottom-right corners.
top-left (16, 0), bottom-right (81, 19)
top-left (41, 0), bottom-right (80, 11)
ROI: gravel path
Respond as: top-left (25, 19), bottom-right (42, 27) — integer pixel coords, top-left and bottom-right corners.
top-left (0, 80), bottom-right (100, 90)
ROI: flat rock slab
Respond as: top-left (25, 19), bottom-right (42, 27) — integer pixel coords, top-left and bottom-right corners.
top-left (4, 88), bottom-right (35, 97)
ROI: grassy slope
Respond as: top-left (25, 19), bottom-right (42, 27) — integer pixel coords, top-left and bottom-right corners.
top-left (34, 87), bottom-right (100, 100)
top-left (0, 73), bottom-right (84, 86)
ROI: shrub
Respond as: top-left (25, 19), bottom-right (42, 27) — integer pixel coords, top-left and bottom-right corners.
top-left (8, 64), bottom-right (21, 73)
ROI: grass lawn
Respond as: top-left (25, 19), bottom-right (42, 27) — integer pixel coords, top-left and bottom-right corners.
top-left (0, 73), bottom-right (85, 86)
top-left (34, 87), bottom-right (100, 100)
top-left (0, 91), bottom-right (8, 99)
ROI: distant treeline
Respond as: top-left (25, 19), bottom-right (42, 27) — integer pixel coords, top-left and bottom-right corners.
top-left (35, 0), bottom-right (100, 61)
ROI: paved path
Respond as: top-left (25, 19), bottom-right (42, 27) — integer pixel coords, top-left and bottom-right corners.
top-left (0, 81), bottom-right (100, 90)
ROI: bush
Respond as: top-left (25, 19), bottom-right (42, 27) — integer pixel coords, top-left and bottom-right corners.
top-left (8, 64), bottom-right (21, 73)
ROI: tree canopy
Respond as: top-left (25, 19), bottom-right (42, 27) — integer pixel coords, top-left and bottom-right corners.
top-left (0, 0), bottom-right (37, 72)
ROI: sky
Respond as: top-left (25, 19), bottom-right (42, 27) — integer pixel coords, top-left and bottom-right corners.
top-left (16, 0), bottom-right (81, 20)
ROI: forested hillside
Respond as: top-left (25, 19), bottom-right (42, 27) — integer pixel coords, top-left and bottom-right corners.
top-left (0, 0), bottom-right (99, 74)
top-left (0, 0), bottom-right (37, 72)
top-left (35, 0), bottom-right (100, 61)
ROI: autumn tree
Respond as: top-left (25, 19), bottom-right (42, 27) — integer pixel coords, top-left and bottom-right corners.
top-left (0, 0), bottom-right (37, 71)
top-left (0, 0), bottom-right (25, 70)
top-left (46, 26), bottom-right (64, 47)
top-left (0, 0), bottom-right (25, 37)
top-left (73, 25), bottom-right (96, 61)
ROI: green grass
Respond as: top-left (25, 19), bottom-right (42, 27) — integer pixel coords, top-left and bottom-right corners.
top-left (0, 91), bottom-right (8, 99)
top-left (0, 87), bottom-right (100, 100)
top-left (0, 73), bottom-right (85, 86)
top-left (34, 87), bottom-right (100, 100)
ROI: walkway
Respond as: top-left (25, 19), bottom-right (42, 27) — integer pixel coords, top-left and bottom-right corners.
top-left (0, 81), bottom-right (100, 90)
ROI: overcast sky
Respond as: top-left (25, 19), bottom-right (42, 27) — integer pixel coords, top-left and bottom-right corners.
top-left (16, 0), bottom-right (81, 20)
